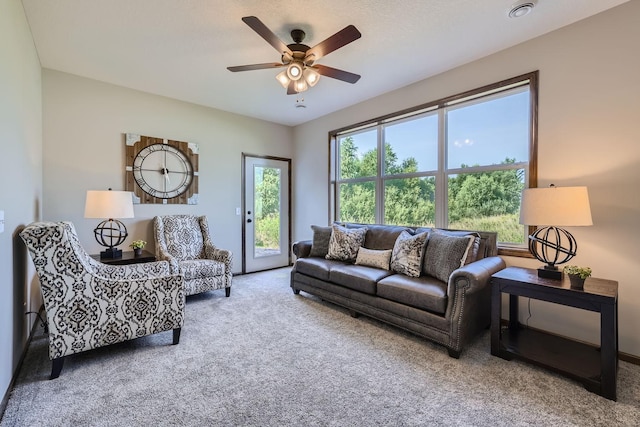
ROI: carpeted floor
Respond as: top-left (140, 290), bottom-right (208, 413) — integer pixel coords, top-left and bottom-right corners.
top-left (2, 267), bottom-right (640, 426)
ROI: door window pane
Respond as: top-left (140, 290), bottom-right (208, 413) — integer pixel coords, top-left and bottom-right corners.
top-left (254, 166), bottom-right (281, 257)
top-left (384, 177), bottom-right (435, 227)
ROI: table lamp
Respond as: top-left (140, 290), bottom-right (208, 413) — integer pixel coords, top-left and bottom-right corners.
top-left (519, 184), bottom-right (592, 279)
top-left (84, 189), bottom-right (135, 259)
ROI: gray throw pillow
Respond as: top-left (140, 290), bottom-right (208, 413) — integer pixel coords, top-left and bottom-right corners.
top-left (390, 230), bottom-right (429, 277)
top-left (423, 232), bottom-right (475, 282)
top-left (326, 224), bottom-right (367, 262)
top-left (309, 225), bottom-right (332, 258)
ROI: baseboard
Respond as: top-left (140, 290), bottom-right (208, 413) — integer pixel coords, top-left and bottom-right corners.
top-left (0, 305), bottom-right (45, 421)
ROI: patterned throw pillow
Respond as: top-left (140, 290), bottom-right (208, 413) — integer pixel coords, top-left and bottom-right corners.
top-left (423, 232), bottom-right (475, 282)
top-left (355, 247), bottom-right (392, 270)
top-left (309, 225), bottom-right (332, 257)
top-left (390, 230), bottom-right (429, 277)
top-left (326, 224), bottom-right (367, 262)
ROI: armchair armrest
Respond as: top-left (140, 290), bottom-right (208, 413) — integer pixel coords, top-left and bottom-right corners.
top-left (204, 244), bottom-right (233, 274)
top-left (292, 240), bottom-right (312, 258)
top-left (89, 258), bottom-right (173, 280)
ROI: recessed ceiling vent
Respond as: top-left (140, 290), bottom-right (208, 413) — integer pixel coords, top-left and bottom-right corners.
top-left (509, 1), bottom-right (536, 18)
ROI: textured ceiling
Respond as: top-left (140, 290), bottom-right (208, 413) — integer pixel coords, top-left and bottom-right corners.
top-left (21, 0), bottom-right (628, 126)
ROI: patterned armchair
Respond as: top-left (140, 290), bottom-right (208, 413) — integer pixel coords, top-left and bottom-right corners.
top-left (20, 221), bottom-right (185, 379)
top-left (153, 215), bottom-right (233, 297)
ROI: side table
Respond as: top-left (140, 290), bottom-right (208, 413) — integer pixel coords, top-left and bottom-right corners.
top-left (90, 250), bottom-right (156, 265)
top-left (491, 266), bottom-right (618, 401)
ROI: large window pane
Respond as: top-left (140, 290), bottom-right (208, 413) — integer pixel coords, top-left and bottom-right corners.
top-left (384, 114), bottom-right (438, 174)
top-left (338, 182), bottom-right (375, 223)
top-left (447, 89), bottom-right (529, 169)
top-left (339, 129), bottom-right (378, 179)
top-left (447, 169), bottom-right (526, 244)
top-left (384, 177), bottom-right (435, 227)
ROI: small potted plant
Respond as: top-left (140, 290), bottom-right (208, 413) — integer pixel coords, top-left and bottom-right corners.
top-left (130, 240), bottom-right (147, 257)
top-left (563, 265), bottom-right (592, 290)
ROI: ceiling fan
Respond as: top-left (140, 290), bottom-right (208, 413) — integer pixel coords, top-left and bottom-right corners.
top-left (227, 16), bottom-right (361, 95)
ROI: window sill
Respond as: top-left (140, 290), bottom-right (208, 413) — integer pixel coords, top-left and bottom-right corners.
top-left (498, 245), bottom-right (534, 258)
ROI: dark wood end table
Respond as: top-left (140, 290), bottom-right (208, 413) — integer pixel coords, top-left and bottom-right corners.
top-left (90, 250), bottom-right (156, 265)
top-left (491, 266), bottom-right (618, 401)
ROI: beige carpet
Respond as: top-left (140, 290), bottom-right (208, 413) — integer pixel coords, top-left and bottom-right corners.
top-left (2, 267), bottom-right (640, 426)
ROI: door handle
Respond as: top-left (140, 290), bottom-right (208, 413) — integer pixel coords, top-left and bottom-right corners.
top-left (247, 219), bottom-right (252, 223)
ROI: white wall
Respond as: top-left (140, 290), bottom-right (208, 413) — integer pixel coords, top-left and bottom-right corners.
top-left (293, 2), bottom-right (640, 356)
top-left (0, 0), bottom-right (43, 404)
top-left (42, 70), bottom-right (293, 274)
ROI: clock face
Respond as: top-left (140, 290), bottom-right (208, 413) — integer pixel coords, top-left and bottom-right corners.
top-left (132, 143), bottom-right (194, 199)
top-left (125, 134), bottom-right (199, 205)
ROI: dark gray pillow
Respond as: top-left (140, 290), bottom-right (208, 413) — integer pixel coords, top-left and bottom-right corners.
top-left (309, 225), bottom-right (332, 258)
top-left (423, 232), bottom-right (475, 282)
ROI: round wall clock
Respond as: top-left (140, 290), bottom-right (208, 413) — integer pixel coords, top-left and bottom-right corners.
top-left (125, 134), bottom-right (199, 205)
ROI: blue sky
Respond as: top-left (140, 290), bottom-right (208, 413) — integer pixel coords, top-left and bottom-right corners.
top-left (344, 89), bottom-right (529, 172)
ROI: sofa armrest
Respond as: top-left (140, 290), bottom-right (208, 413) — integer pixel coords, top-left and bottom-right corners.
top-left (447, 256), bottom-right (506, 296)
top-left (445, 256), bottom-right (506, 354)
top-left (292, 240), bottom-right (312, 258)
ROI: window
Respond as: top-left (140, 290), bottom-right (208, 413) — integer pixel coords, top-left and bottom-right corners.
top-left (330, 72), bottom-right (538, 251)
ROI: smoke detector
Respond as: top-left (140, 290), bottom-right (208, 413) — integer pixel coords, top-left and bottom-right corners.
top-left (509, 1), bottom-right (536, 18)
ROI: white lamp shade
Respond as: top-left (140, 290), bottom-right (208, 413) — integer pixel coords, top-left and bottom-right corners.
top-left (84, 190), bottom-right (135, 219)
top-left (519, 186), bottom-right (592, 226)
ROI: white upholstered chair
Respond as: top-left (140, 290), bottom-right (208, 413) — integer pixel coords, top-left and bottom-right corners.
top-left (153, 215), bottom-right (233, 297)
top-left (20, 221), bottom-right (185, 379)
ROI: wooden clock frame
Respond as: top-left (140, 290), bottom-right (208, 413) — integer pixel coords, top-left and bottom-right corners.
top-left (125, 133), bottom-right (199, 205)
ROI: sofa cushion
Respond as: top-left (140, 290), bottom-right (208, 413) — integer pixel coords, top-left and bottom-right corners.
top-left (355, 247), bottom-right (392, 270)
top-left (295, 258), bottom-right (345, 281)
top-left (329, 264), bottom-right (394, 295)
top-left (362, 224), bottom-right (411, 250)
top-left (390, 230), bottom-right (429, 277)
top-left (377, 274), bottom-right (448, 314)
top-left (423, 232), bottom-right (475, 282)
top-left (309, 225), bottom-right (332, 258)
top-left (326, 224), bottom-right (367, 262)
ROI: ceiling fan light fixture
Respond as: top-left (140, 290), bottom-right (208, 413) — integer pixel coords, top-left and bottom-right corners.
top-left (287, 62), bottom-right (303, 81)
top-left (281, 51), bottom-right (293, 64)
top-left (303, 68), bottom-right (320, 87)
top-left (275, 70), bottom-right (290, 88)
top-left (294, 79), bottom-right (308, 93)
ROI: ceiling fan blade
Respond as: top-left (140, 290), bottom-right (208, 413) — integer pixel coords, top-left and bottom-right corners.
top-left (305, 25), bottom-right (361, 61)
top-left (286, 80), bottom-right (297, 95)
top-left (313, 64), bottom-right (361, 84)
top-left (242, 16), bottom-right (293, 56)
top-left (227, 63), bottom-right (285, 72)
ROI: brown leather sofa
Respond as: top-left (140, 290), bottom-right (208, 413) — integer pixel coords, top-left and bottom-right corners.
top-left (291, 223), bottom-right (506, 357)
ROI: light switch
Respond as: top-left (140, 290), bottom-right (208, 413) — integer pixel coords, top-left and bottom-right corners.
top-left (235, 207), bottom-right (241, 216)
top-left (0, 210), bottom-right (4, 233)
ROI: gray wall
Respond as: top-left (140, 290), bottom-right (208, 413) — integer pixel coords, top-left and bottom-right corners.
top-left (293, 2), bottom-right (640, 356)
top-left (42, 70), bottom-right (294, 274)
top-left (0, 0), bottom-right (43, 405)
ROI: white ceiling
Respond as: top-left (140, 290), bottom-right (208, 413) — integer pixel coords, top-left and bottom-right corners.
top-left (21, 0), bottom-right (628, 126)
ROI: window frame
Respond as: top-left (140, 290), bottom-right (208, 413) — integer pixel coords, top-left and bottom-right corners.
top-left (328, 72), bottom-right (538, 257)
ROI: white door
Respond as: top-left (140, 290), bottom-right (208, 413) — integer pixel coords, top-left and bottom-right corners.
top-left (243, 155), bottom-right (290, 273)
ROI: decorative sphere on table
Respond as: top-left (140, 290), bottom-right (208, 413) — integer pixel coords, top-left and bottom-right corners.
top-left (94, 219), bottom-right (128, 248)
